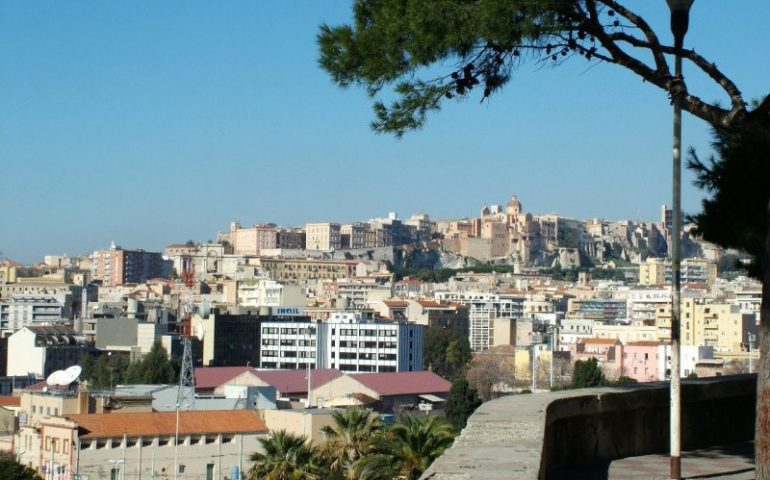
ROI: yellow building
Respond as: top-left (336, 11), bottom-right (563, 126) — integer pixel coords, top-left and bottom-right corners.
top-left (639, 258), bottom-right (717, 287)
top-left (655, 299), bottom-right (756, 355)
top-left (252, 257), bottom-right (359, 282)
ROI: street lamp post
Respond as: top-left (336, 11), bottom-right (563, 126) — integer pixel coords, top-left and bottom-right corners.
top-left (166, 403), bottom-right (189, 480)
top-left (665, 1), bottom-right (694, 479)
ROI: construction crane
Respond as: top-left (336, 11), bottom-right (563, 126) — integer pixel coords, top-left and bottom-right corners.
top-left (177, 256), bottom-right (196, 408)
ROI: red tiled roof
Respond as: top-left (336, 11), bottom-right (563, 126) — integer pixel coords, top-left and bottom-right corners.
top-left (383, 300), bottom-right (408, 308)
top-left (255, 369), bottom-right (344, 395)
top-left (626, 341), bottom-right (665, 347)
top-left (416, 300), bottom-right (446, 308)
top-left (0, 396), bottom-right (20, 407)
top-left (66, 410), bottom-right (267, 439)
top-left (350, 371), bottom-right (451, 396)
top-left (194, 366), bottom-right (254, 390)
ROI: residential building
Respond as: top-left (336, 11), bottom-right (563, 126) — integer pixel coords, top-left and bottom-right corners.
top-left (229, 222), bottom-right (278, 255)
top-left (340, 223), bottom-right (366, 249)
top-left (639, 257), bottom-right (718, 287)
top-left (259, 312), bottom-right (424, 373)
top-left (566, 298), bottom-right (627, 322)
top-left (305, 222), bottom-right (341, 251)
top-left (0, 294), bottom-right (71, 335)
top-left (434, 292), bottom-right (523, 351)
top-left (570, 338), bottom-right (623, 379)
top-left (253, 257), bottom-right (359, 282)
top-left (91, 244), bottom-right (166, 286)
top-left (237, 278), bottom-right (304, 308)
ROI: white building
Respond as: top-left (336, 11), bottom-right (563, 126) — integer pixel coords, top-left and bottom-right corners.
top-left (0, 294), bottom-right (69, 335)
top-left (259, 312), bottom-right (423, 373)
top-left (7, 326), bottom-right (87, 377)
top-left (237, 277), bottom-right (304, 308)
top-left (435, 291), bottom-right (524, 351)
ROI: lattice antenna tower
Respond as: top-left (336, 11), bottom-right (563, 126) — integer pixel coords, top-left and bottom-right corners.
top-left (177, 255), bottom-right (196, 408)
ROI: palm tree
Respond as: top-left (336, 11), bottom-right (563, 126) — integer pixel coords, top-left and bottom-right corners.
top-left (321, 408), bottom-right (382, 479)
top-left (353, 415), bottom-right (456, 480)
top-left (247, 430), bottom-right (327, 480)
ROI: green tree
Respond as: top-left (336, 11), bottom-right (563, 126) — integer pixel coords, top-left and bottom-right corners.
top-left (444, 378), bottom-right (482, 431)
top-left (688, 120), bottom-right (770, 473)
top-left (139, 342), bottom-right (177, 384)
top-left (247, 430), bottom-right (327, 480)
top-left (0, 452), bottom-right (41, 480)
top-left (423, 329), bottom-right (470, 381)
top-left (353, 415), bottom-right (456, 480)
top-left (321, 408), bottom-right (382, 480)
top-left (571, 358), bottom-right (607, 388)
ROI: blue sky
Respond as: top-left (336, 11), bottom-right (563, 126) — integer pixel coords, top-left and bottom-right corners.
top-left (1, 2), bottom-right (768, 263)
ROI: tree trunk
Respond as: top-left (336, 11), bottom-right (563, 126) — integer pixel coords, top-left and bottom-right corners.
top-left (755, 194), bottom-right (770, 478)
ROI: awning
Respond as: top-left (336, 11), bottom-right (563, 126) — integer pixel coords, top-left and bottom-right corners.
top-left (418, 394), bottom-right (446, 403)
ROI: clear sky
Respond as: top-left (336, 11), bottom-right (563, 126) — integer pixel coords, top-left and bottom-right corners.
top-left (1, 2), bottom-right (768, 264)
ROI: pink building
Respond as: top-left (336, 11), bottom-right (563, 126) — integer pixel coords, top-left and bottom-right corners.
top-left (571, 338), bottom-right (624, 379)
top-left (623, 341), bottom-right (666, 383)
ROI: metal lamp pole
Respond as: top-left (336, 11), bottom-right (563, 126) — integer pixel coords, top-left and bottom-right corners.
top-left (666, 1), bottom-right (694, 479)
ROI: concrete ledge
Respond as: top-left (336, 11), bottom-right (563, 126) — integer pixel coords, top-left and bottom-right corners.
top-left (421, 375), bottom-right (755, 480)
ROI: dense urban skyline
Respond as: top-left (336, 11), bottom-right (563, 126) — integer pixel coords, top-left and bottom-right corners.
top-left (2, 2), bottom-right (769, 263)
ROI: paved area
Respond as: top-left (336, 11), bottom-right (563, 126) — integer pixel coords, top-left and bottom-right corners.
top-left (551, 442), bottom-right (755, 480)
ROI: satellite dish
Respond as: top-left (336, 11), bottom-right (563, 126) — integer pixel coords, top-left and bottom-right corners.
top-left (196, 323), bottom-right (206, 341)
top-left (46, 370), bottom-right (67, 387)
top-left (62, 365), bottom-right (82, 385)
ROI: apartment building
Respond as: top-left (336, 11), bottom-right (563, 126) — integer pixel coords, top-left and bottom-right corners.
top-left (433, 292), bottom-right (523, 351)
top-left (0, 294), bottom-right (70, 335)
top-left (655, 299), bottom-right (758, 355)
top-left (7, 326), bottom-right (88, 377)
top-left (639, 257), bottom-right (718, 287)
top-left (237, 278), bottom-right (304, 308)
top-left (340, 223), bottom-right (366, 249)
top-left (259, 312), bottom-right (424, 373)
top-left (91, 245), bottom-right (165, 286)
top-left (305, 222), bottom-right (341, 251)
top-left (229, 222), bottom-right (278, 255)
top-left (254, 257), bottom-right (359, 282)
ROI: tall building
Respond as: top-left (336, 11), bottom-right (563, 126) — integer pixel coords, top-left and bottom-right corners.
top-left (91, 244), bottom-right (165, 286)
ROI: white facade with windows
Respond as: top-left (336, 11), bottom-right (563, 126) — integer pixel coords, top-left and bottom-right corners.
top-left (435, 291), bottom-right (524, 351)
top-left (259, 312), bottom-right (423, 373)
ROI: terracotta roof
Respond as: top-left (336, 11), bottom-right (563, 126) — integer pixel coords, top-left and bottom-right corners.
top-left (195, 366), bottom-right (255, 390)
top-left (582, 338), bottom-right (622, 345)
top-left (350, 371), bottom-right (451, 396)
top-left (383, 300), bottom-right (408, 308)
top-left (66, 410), bottom-right (267, 439)
top-left (416, 300), bottom-right (448, 308)
top-left (256, 369), bottom-right (344, 394)
top-left (0, 396), bottom-right (20, 407)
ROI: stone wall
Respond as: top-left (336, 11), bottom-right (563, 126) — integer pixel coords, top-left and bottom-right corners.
top-left (421, 375), bottom-right (755, 479)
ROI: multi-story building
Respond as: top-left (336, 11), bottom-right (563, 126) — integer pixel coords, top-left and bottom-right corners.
top-left (0, 294), bottom-right (70, 335)
top-left (276, 227), bottom-right (306, 250)
top-left (433, 292), bottom-right (523, 351)
top-left (237, 278), bottom-right (304, 308)
top-left (566, 298), bottom-right (627, 322)
top-left (7, 326), bottom-right (88, 377)
top-left (254, 257), bottom-right (359, 282)
top-left (305, 222), bottom-right (341, 251)
top-left (229, 222), bottom-right (278, 255)
top-left (404, 213), bottom-right (432, 243)
top-left (655, 299), bottom-right (758, 355)
top-left (340, 223), bottom-right (367, 249)
top-left (91, 244), bottom-right (166, 286)
top-left (639, 257), bottom-right (718, 287)
top-left (17, 409), bottom-right (266, 480)
top-left (259, 312), bottom-right (423, 373)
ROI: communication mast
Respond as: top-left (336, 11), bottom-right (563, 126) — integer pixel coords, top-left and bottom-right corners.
top-left (177, 256), bottom-right (196, 407)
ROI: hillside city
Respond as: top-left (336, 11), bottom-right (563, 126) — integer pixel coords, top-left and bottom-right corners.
top-left (0, 192), bottom-right (761, 479)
